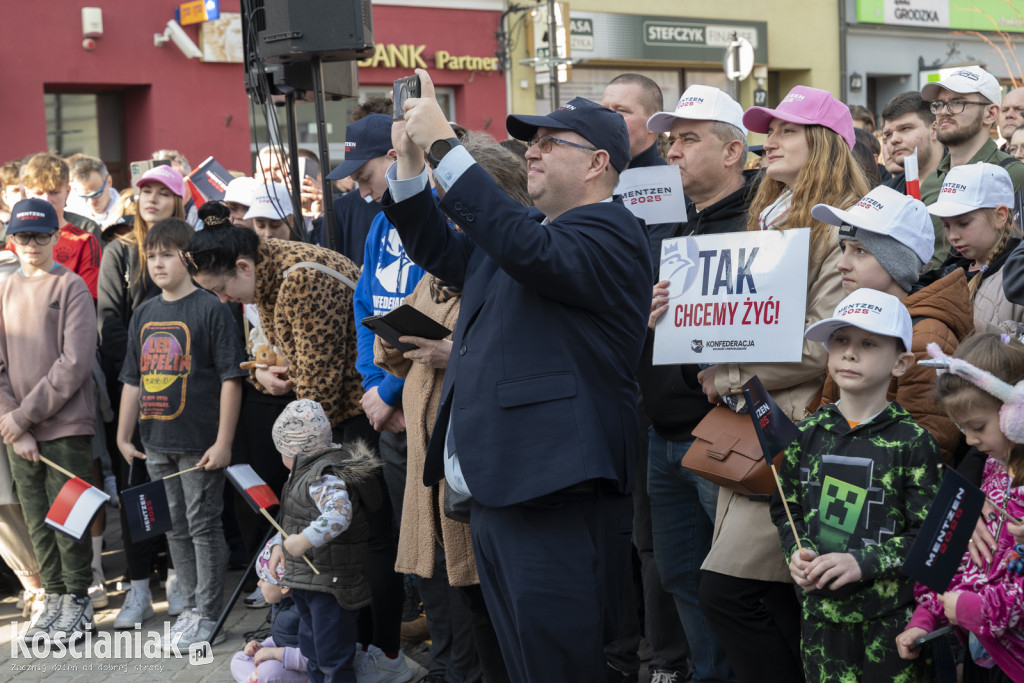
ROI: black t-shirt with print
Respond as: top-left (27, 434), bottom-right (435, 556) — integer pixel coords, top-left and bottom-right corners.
top-left (120, 288), bottom-right (247, 453)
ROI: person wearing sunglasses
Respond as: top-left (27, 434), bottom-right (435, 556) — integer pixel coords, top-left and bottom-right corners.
top-left (68, 155), bottom-right (119, 229)
top-left (918, 66), bottom-right (1024, 269)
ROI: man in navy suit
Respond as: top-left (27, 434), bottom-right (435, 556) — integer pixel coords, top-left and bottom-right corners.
top-left (381, 69), bottom-right (652, 682)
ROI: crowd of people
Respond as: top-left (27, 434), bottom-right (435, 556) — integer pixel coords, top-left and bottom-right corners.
top-left (1, 62), bottom-right (1024, 683)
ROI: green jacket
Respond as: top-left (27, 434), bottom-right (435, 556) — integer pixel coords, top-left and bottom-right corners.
top-left (770, 402), bottom-right (941, 623)
top-left (920, 139), bottom-right (1024, 269)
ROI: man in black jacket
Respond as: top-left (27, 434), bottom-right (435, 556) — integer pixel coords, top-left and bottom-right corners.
top-left (639, 84), bottom-right (758, 683)
top-left (602, 73), bottom-right (691, 683)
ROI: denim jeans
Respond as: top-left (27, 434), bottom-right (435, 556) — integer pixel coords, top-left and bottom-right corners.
top-left (145, 450), bottom-right (227, 618)
top-left (647, 429), bottom-right (734, 683)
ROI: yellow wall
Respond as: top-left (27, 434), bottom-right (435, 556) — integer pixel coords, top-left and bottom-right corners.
top-left (510, 0), bottom-right (842, 115)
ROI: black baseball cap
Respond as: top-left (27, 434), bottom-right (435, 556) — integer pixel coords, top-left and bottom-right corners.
top-left (506, 97), bottom-right (631, 172)
top-left (7, 199), bottom-right (59, 235)
top-left (326, 114), bottom-right (394, 180)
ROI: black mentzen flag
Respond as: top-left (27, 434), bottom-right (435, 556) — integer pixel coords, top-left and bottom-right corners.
top-left (901, 467), bottom-right (984, 593)
top-left (122, 479), bottom-right (173, 543)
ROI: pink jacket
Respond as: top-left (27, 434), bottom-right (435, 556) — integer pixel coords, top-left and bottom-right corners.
top-left (908, 457), bottom-right (1024, 680)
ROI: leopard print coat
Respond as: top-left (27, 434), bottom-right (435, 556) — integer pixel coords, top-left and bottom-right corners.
top-left (253, 239), bottom-right (363, 426)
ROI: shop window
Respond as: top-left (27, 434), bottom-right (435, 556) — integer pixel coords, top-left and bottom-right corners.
top-left (684, 70), bottom-right (730, 91)
top-left (535, 68), bottom-right (681, 115)
top-left (44, 92), bottom-right (127, 188)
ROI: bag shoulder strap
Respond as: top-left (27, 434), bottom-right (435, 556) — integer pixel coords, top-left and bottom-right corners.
top-left (998, 156), bottom-right (1023, 171)
top-left (284, 261), bottom-right (357, 291)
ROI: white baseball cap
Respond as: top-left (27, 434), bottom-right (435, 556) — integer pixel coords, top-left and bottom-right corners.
top-left (223, 176), bottom-right (258, 207)
top-left (805, 289), bottom-right (913, 352)
top-left (647, 85), bottom-right (748, 135)
top-left (244, 182), bottom-right (294, 220)
top-left (927, 162), bottom-right (1015, 218)
top-left (811, 185), bottom-right (934, 265)
top-left (921, 66), bottom-right (1002, 106)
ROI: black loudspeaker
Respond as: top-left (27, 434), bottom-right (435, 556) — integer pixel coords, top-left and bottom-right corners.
top-left (257, 0), bottom-right (374, 63)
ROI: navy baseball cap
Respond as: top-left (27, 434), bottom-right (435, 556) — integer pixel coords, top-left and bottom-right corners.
top-left (326, 114), bottom-right (394, 180)
top-left (506, 97), bottom-right (631, 172)
top-left (7, 199), bottom-right (59, 234)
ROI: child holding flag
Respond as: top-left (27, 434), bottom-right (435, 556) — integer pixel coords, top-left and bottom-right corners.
top-left (0, 199), bottom-right (97, 642)
top-left (771, 288), bottom-right (941, 681)
top-left (897, 333), bottom-right (1024, 682)
top-left (267, 399), bottom-right (383, 683)
top-left (116, 217), bottom-right (246, 647)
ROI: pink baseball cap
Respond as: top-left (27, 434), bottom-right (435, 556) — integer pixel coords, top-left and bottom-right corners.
top-left (136, 165), bottom-right (185, 198)
top-left (742, 86), bottom-right (856, 150)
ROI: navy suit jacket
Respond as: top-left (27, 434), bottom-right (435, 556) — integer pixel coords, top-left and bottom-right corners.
top-left (382, 164), bottom-right (651, 507)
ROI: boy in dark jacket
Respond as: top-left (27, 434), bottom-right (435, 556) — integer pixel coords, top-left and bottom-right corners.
top-left (771, 288), bottom-right (941, 682)
top-left (268, 399), bottom-right (382, 683)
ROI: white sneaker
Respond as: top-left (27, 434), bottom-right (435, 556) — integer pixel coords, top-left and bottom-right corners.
top-left (243, 586), bottom-right (268, 608)
top-left (354, 644), bottom-right (413, 683)
top-left (49, 594), bottom-right (94, 643)
top-left (161, 609), bottom-right (201, 653)
top-left (175, 609), bottom-right (226, 649)
top-left (89, 569), bottom-right (108, 609)
top-left (20, 588), bottom-right (45, 619)
top-left (166, 573), bottom-right (183, 616)
top-left (23, 593), bottom-right (62, 639)
top-left (113, 586), bottom-right (154, 629)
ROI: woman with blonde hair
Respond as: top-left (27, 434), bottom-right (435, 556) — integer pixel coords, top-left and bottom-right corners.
top-left (696, 86), bottom-right (870, 683)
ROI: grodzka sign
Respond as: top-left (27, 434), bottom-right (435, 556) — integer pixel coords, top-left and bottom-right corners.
top-left (653, 229), bottom-right (810, 365)
top-left (357, 43), bottom-right (499, 72)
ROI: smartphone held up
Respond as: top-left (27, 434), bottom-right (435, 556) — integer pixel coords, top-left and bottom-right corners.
top-left (393, 75), bottom-right (421, 120)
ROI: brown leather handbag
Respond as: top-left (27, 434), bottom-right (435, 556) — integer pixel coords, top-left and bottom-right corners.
top-left (681, 406), bottom-right (782, 497)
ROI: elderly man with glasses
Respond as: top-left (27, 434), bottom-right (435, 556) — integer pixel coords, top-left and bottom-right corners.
top-left (383, 69), bottom-right (651, 683)
top-left (919, 66), bottom-right (1024, 268)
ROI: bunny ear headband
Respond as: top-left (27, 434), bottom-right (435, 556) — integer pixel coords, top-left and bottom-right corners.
top-left (920, 341), bottom-right (1024, 444)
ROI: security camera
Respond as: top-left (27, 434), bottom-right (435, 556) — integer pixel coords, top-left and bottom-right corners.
top-left (154, 19), bottom-right (203, 60)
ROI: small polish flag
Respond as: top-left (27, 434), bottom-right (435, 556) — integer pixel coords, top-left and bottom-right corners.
top-left (45, 477), bottom-right (110, 542)
top-left (226, 465), bottom-right (280, 511)
top-left (904, 147), bottom-right (920, 200)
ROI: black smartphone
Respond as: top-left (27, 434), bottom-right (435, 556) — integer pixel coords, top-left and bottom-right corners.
top-left (911, 625), bottom-right (953, 649)
top-left (392, 75), bottom-right (421, 121)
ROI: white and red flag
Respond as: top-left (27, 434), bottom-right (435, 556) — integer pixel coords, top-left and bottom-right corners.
top-left (45, 477), bottom-right (110, 541)
top-left (904, 147), bottom-right (920, 200)
top-left (226, 464), bottom-right (280, 511)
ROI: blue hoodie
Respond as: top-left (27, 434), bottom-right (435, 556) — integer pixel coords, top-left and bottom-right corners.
top-left (353, 210), bottom-right (427, 406)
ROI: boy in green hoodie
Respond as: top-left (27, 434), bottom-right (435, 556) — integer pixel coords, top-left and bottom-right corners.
top-left (771, 288), bottom-right (941, 682)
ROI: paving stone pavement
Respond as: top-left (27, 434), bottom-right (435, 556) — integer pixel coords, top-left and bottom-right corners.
top-left (0, 509), bottom-right (428, 682)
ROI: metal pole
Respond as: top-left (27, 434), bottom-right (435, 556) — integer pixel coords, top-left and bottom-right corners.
top-left (311, 55), bottom-right (337, 252)
top-left (548, 0), bottom-right (559, 109)
top-left (284, 91), bottom-right (303, 241)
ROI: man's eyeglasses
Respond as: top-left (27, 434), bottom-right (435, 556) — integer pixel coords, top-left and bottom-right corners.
top-left (179, 248), bottom-right (216, 275)
top-left (11, 231), bottom-right (57, 246)
top-left (74, 176), bottom-right (109, 200)
top-left (929, 99), bottom-right (990, 115)
top-left (527, 135), bottom-right (598, 154)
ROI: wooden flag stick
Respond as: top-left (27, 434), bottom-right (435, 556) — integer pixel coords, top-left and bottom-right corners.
top-left (39, 456), bottom-right (76, 480)
top-left (259, 507), bottom-right (320, 575)
top-left (770, 463), bottom-right (804, 553)
top-left (162, 465), bottom-right (205, 480)
top-left (161, 464), bottom-right (203, 481)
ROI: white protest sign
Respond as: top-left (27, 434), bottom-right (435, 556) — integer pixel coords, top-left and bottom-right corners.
top-left (615, 165), bottom-right (686, 225)
top-left (653, 228), bottom-right (810, 365)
